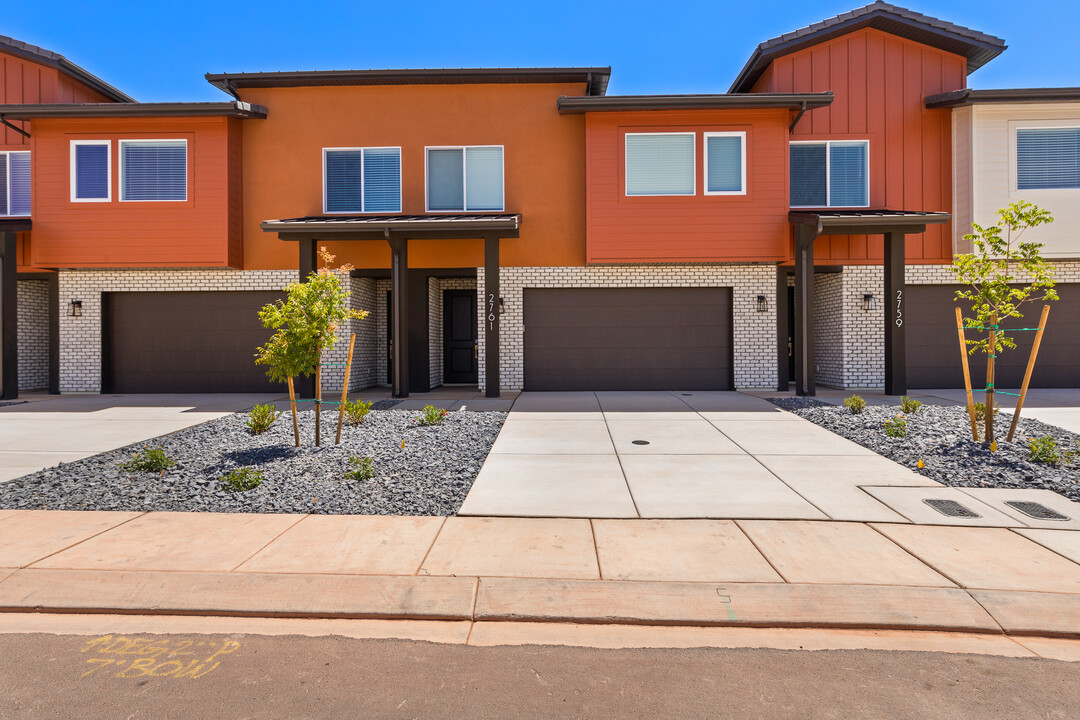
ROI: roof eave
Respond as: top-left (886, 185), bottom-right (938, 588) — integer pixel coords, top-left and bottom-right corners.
top-left (557, 92), bottom-right (834, 114)
top-left (926, 87), bottom-right (1080, 108)
top-left (0, 101), bottom-right (268, 120)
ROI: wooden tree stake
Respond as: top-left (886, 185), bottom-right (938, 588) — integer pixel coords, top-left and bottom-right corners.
top-left (336, 333), bottom-right (356, 445)
top-left (286, 376), bottom-right (301, 447)
top-left (1007, 305), bottom-right (1051, 443)
top-left (985, 313), bottom-right (996, 446)
top-left (315, 349), bottom-right (322, 447)
top-left (954, 307), bottom-right (979, 442)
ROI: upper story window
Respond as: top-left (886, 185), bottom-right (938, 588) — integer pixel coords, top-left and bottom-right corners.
top-left (704, 132), bottom-right (746, 195)
top-left (120, 139), bottom-right (187, 202)
top-left (1017, 127), bottom-right (1080, 190)
top-left (427, 146), bottom-right (504, 212)
top-left (324, 147), bottom-right (402, 213)
top-left (71, 141), bottom-right (111, 202)
top-left (0, 151), bottom-right (30, 217)
top-left (625, 132), bottom-right (694, 196)
top-left (790, 140), bottom-right (869, 208)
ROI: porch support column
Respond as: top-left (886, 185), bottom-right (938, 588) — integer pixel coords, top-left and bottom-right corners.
top-left (47, 273), bottom-right (59, 394)
top-left (883, 230), bottom-right (907, 396)
top-left (388, 231), bottom-right (409, 398)
top-left (793, 223), bottom-right (819, 397)
top-left (775, 267), bottom-right (790, 391)
top-left (483, 233), bottom-right (500, 398)
top-left (0, 232), bottom-right (17, 400)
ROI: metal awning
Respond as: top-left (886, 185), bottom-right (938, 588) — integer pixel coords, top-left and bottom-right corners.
top-left (789, 210), bottom-right (951, 234)
top-left (260, 214), bottom-right (520, 237)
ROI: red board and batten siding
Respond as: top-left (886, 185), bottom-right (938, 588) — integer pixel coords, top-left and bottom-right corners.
top-left (29, 117), bottom-right (239, 268)
top-left (753, 27), bottom-right (964, 264)
top-left (585, 109), bottom-right (791, 263)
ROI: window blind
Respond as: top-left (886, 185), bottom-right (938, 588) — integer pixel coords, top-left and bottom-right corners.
top-left (75, 143), bottom-right (109, 200)
top-left (706, 135), bottom-right (743, 193)
top-left (465, 146), bottom-right (503, 211)
top-left (1017, 128), bottom-right (1080, 190)
top-left (8, 152), bottom-right (30, 216)
top-left (829, 141), bottom-right (868, 206)
top-left (0, 155), bottom-right (6, 216)
top-left (790, 144), bottom-right (827, 206)
top-left (428, 149), bottom-right (465, 211)
top-left (122, 140), bottom-right (186, 201)
top-left (325, 150), bottom-right (364, 212)
top-left (362, 148), bottom-right (401, 212)
top-left (626, 134), bottom-right (694, 195)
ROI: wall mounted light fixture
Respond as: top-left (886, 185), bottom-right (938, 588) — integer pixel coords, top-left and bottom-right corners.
top-left (498, 297), bottom-right (505, 315)
top-left (756, 295), bottom-right (768, 312)
top-left (68, 300), bottom-right (83, 317)
top-left (863, 293), bottom-right (876, 311)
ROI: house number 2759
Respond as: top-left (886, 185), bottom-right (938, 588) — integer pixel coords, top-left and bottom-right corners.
top-left (894, 289), bottom-right (904, 328)
top-left (488, 293), bottom-right (497, 331)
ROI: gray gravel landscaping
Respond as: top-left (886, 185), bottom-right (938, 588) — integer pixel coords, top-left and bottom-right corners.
top-left (771, 398), bottom-right (1080, 501)
top-left (0, 409), bottom-right (505, 515)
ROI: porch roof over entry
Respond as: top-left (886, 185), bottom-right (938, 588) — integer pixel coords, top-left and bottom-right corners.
top-left (260, 214), bottom-right (521, 238)
top-left (789, 210), bottom-right (951, 234)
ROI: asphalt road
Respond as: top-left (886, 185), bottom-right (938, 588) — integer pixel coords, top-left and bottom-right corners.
top-left (0, 633), bottom-right (1077, 719)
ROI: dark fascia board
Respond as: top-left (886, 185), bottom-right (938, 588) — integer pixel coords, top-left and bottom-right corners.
top-left (789, 210), bottom-right (951, 232)
top-left (207, 67), bottom-right (612, 97)
top-left (0, 34), bottom-right (134, 103)
top-left (261, 214), bottom-right (522, 234)
top-left (557, 92), bottom-right (833, 114)
top-left (0, 101), bottom-right (268, 120)
top-left (926, 87), bottom-right (1080, 108)
top-left (728, 3), bottom-right (1006, 93)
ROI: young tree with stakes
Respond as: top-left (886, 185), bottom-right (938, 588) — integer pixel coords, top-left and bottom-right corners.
top-left (953, 200), bottom-right (1056, 446)
top-left (255, 247), bottom-right (368, 447)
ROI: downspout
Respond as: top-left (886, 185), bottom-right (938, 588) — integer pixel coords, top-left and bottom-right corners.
top-left (0, 116), bottom-right (30, 139)
top-left (788, 100), bottom-right (808, 134)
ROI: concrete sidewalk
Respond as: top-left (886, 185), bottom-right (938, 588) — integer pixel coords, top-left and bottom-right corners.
top-left (0, 510), bottom-right (1078, 646)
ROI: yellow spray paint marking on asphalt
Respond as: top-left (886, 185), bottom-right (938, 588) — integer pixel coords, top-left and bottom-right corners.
top-left (78, 635), bottom-right (240, 680)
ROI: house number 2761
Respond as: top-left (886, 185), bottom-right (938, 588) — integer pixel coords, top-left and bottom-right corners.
top-left (488, 293), bottom-right (497, 331)
top-left (894, 289), bottom-right (904, 328)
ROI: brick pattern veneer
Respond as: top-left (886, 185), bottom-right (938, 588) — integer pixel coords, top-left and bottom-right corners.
top-left (813, 272), bottom-right (844, 387)
top-left (476, 265), bottom-right (778, 392)
top-left (16, 280), bottom-right (49, 392)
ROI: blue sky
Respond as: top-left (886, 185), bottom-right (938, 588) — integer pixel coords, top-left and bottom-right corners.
top-left (6, 1), bottom-right (1079, 102)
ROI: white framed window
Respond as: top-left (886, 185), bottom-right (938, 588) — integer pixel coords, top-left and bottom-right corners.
top-left (119, 139), bottom-right (187, 202)
top-left (70, 140), bottom-right (111, 202)
top-left (323, 147), bottom-right (402, 213)
top-left (790, 139), bottom-right (869, 208)
top-left (1016, 127), bottom-right (1080, 191)
top-left (704, 132), bottom-right (747, 195)
top-left (0, 151), bottom-right (31, 217)
top-left (426, 146), bottom-right (504, 212)
top-left (625, 132), bottom-right (695, 196)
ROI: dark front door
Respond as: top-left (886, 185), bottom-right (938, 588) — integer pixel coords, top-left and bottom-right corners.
top-left (787, 285), bottom-right (796, 382)
top-left (443, 289), bottom-right (478, 384)
top-left (386, 290), bottom-right (393, 385)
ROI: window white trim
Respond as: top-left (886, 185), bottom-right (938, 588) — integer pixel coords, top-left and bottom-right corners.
top-left (322, 146), bottom-right (403, 214)
top-left (1, 151), bottom-right (31, 217)
top-left (70, 140), bottom-right (112, 203)
top-left (119, 138), bottom-right (188, 202)
top-left (789, 139), bottom-right (870, 209)
top-left (424, 145), bottom-right (505, 212)
top-left (624, 131), bottom-right (696, 197)
top-left (703, 131), bottom-right (747, 196)
top-left (1010, 122), bottom-right (1080, 194)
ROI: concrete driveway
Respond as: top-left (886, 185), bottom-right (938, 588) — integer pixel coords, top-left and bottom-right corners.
top-left (0, 394), bottom-right (282, 482)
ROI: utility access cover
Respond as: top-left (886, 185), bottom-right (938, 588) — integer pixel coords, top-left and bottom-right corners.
top-left (1005, 501), bottom-right (1070, 521)
top-left (923, 498), bottom-right (981, 519)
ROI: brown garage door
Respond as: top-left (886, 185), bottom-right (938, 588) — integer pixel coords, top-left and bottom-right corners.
top-left (103, 291), bottom-right (287, 393)
top-left (907, 284), bottom-right (1080, 389)
top-left (523, 288), bottom-right (733, 391)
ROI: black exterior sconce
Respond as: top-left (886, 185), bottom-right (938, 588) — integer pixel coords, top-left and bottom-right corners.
top-left (863, 293), bottom-right (876, 311)
top-left (498, 297), bottom-right (505, 314)
top-left (756, 295), bottom-right (768, 312)
top-left (68, 300), bottom-right (83, 317)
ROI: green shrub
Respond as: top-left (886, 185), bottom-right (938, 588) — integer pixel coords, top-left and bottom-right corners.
top-left (843, 395), bottom-right (866, 414)
top-left (220, 467), bottom-right (264, 493)
top-left (245, 403), bottom-right (281, 435)
top-left (884, 414), bottom-right (908, 438)
top-left (1027, 437), bottom-right (1060, 464)
top-left (345, 456), bottom-right (375, 481)
top-left (119, 447), bottom-right (175, 473)
top-left (343, 399), bottom-right (373, 425)
top-left (415, 404), bottom-right (448, 426)
top-left (899, 396), bottom-right (923, 414)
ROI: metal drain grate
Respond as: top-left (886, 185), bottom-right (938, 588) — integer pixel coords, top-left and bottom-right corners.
top-left (923, 498), bottom-right (981, 518)
top-left (631, 440), bottom-right (650, 445)
top-left (1005, 501), bottom-right (1070, 521)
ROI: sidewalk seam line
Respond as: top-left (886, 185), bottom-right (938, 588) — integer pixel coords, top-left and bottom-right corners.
top-left (866, 523), bottom-right (969, 589)
top-left (963, 588), bottom-right (1008, 635)
top-left (415, 517), bottom-right (448, 576)
top-left (600, 393), bottom-right (642, 519)
top-left (589, 519), bottom-right (605, 580)
top-left (229, 514), bottom-right (311, 573)
top-left (469, 577), bottom-right (480, 621)
top-left (22, 511), bottom-right (149, 569)
top-left (731, 520), bottom-right (791, 583)
top-left (1007, 527), bottom-right (1080, 568)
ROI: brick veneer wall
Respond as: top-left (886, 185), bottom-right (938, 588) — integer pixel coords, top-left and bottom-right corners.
top-left (476, 264), bottom-right (778, 392)
top-left (17, 280), bottom-right (49, 392)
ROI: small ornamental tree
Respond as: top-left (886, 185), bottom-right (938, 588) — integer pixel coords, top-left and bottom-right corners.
top-left (953, 200), bottom-right (1056, 445)
top-left (255, 247), bottom-right (368, 446)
